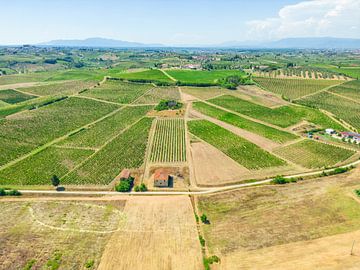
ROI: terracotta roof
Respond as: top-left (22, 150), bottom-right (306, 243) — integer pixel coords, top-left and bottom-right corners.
top-left (154, 169), bottom-right (169, 181)
top-left (119, 169), bottom-right (131, 179)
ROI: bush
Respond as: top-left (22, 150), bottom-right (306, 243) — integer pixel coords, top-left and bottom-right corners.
top-left (155, 100), bottom-right (183, 111)
top-left (199, 235), bottom-right (206, 247)
top-left (203, 255), bottom-right (220, 270)
top-left (271, 175), bottom-right (287, 185)
top-left (0, 188), bottom-right (6, 196)
top-left (115, 178), bottom-right (134, 192)
top-left (84, 259), bottom-right (95, 269)
top-left (7, 189), bottom-right (21, 196)
top-left (134, 183), bottom-right (147, 192)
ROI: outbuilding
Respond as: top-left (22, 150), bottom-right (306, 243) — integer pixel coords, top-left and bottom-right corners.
top-left (119, 169), bottom-right (131, 181)
top-left (154, 169), bottom-right (169, 187)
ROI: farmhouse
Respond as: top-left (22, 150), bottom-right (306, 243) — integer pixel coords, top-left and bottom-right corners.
top-left (341, 132), bottom-right (360, 142)
top-left (119, 169), bottom-right (131, 181)
top-left (154, 169), bottom-right (169, 187)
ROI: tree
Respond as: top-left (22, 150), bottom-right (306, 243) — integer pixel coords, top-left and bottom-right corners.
top-left (201, 214), bottom-right (209, 224)
top-left (51, 175), bottom-right (60, 188)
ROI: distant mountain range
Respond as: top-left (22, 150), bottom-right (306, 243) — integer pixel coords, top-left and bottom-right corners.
top-left (38, 37), bottom-right (360, 49)
top-left (39, 37), bottom-right (163, 48)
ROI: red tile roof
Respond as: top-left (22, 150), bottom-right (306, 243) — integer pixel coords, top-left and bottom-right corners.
top-left (154, 169), bottom-right (169, 181)
top-left (119, 169), bottom-right (131, 179)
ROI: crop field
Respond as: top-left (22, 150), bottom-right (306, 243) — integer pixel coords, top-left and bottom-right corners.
top-left (0, 72), bottom-right (56, 85)
top-left (196, 169), bottom-right (360, 269)
top-left (0, 146), bottom-right (94, 185)
top-left (192, 102), bottom-right (298, 143)
top-left (209, 95), bottom-right (344, 129)
top-left (134, 87), bottom-right (180, 104)
top-left (81, 80), bottom-right (153, 104)
top-left (0, 89), bottom-right (37, 104)
top-left (297, 91), bottom-right (360, 130)
top-left (167, 69), bottom-right (246, 84)
top-left (150, 118), bottom-right (186, 163)
top-left (63, 117), bottom-right (153, 184)
top-left (19, 80), bottom-right (96, 96)
top-left (273, 139), bottom-right (355, 169)
top-left (0, 97), bottom-right (118, 166)
top-left (0, 199), bottom-right (126, 270)
top-left (325, 67), bottom-right (360, 79)
top-left (180, 86), bottom-right (227, 100)
top-left (116, 69), bottom-right (174, 83)
top-left (60, 106), bottom-right (152, 148)
top-left (254, 77), bottom-right (341, 99)
top-left (328, 80), bottom-right (360, 100)
top-left (188, 120), bottom-right (286, 169)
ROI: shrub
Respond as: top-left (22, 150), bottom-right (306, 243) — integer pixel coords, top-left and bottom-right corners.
top-left (203, 255), bottom-right (220, 270)
top-left (271, 175), bottom-right (287, 185)
top-left (7, 189), bottom-right (21, 196)
top-left (84, 259), bottom-right (95, 269)
top-left (139, 183), bottom-right (147, 192)
top-left (199, 235), bottom-right (206, 247)
top-left (155, 100), bottom-right (183, 111)
top-left (0, 188), bottom-right (6, 196)
top-left (200, 214), bottom-right (209, 224)
top-left (115, 178), bottom-right (134, 192)
top-left (51, 175), bottom-right (60, 187)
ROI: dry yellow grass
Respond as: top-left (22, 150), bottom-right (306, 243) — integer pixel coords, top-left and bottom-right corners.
top-left (98, 196), bottom-right (203, 270)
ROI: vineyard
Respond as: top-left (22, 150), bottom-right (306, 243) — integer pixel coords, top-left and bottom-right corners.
top-left (254, 77), bottom-right (341, 99)
top-left (192, 102), bottom-right (298, 143)
top-left (19, 80), bottom-right (96, 96)
top-left (150, 118), bottom-right (186, 163)
top-left (328, 80), bottom-right (360, 100)
top-left (134, 87), bottom-right (180, 104)
top-left (81, 80), bottom-right (153, 104)
top-left (296, 91), bottom-right (360, 130)
top-left (0, 89), bottom-right (37, 104)
top-left (59, 105), bottom-right (153, 148)
top-left (0, 97), bottom-right (118, 167)
top-left (0, 146), bottom-right (93, 185)
top-left (117, 69), bottom-right (174, 83)
top-left (62, 117), bottom-right (153, 184)
top-left (209, 95), bottom-right (344, 130)
top-left (188, 120), bottom-right (286, 169)
top-left (273, 139), bottom-right (355, 169)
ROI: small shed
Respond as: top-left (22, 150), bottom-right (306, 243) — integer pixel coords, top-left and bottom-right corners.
top-left (119, 169), bottom-right (131, 181)
top-left (325, 128), bottom-right (335, 135)
top-left (154, 169), bottom-right (169, 187)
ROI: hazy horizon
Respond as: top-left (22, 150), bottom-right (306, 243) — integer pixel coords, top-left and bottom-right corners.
top-left (1, 0), bottom-right (359, 46)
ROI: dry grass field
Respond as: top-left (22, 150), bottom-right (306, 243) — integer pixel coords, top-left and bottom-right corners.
top-left (197, 167), bottom-right (360, 270)
top-left (0, 196), bottom-right (202, 270)
top-left (98, 196), bottom-right (203, 270)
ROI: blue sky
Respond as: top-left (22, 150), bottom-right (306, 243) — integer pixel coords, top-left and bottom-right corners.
top-left (1, 0), bottom-right (359, 45)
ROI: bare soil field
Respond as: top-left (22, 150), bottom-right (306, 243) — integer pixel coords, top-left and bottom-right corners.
top-left (98, 196), bottom-right (203, 270)
top-left (197, 167), bottom-right (360, 269)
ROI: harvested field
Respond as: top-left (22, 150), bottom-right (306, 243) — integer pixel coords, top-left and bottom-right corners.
top-left (197, 167), bottom-right (360, 269)
top-left (98, 196), bottom-right (202, 270)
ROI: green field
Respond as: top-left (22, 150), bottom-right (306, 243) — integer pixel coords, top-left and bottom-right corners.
top-left (297, 91), bottom-right (360, 130)
top-left (20, 80), bottom-right (96, 96)
top-left (0, 89), bottom-right (37, 104)
top-left (0, 72), bottom-right (56, 85)
top-left (209, 95), bottom-right (344, 129)
top-left (81, 80), bottom-right (153, 104)
top-left (134, 87), bottom-right (180, 104)
top-left (192, 102), bottom-right (298, 143)
top-left (188, 120), bottom-right (286, 169)
top-left (167, 69), bottom-right (246, 85)
top-left (62, 117), bottom-right (153, 184)
top-left (0, 147), bottom-right (94, 185)
top-left (59, 105), bottom-right (152, 148)
top-left (273, 140), bottom-right (355, 169)
top-left (328, 80), bottom-right (360, 100)
top-left (325, 67), bottom-right (360, 79)
top-left (0, 97), bottom-right (118, 166)
top-left (150, 118), bottom-right (186, 163)
top-left (254, 77), bottom-right (341, 99)
top-left (116, 69), bottom-right (174, 83)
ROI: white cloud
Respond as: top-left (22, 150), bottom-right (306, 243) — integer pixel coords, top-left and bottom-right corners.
top-left (246, 0), bottom-right (360, 41)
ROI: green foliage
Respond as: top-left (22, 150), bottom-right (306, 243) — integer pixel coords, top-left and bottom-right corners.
top-left (355, 189), bottom-right (360, 197)
top-left (199, 235), bottom-right (206, 247)
top-left (192, 102), bottom-right (298, 143)
top-left (154, 100), bottom-right (183, 111)
top-left (188, 120), bottom-right (286, 169)
top-left (84, 259), bottom-right (95, 269)
top-left (20, 81), bottom-right (95, 96)
top-left (271, 175), bottom-right (287, 184)
top-left (134, 183), bottom-right (147, 192)
top-left (51, 175), bottom-right (60, 187)
top-left (134, 87), bottom-right (180, 104)
top-left (115, 177), bottom-right (134, 192)
top-left (201, 214), bottom-right (209, 224)
top-left (0, 188), bottom-right (6, 196)
top-left (46, 251), bottom-right (62, 270)
top-left (22, 259), bottom-right (36, 270)
top-left (218, 75), bottom-right (253, 89)
top-left (0, 89), bottom-right (37, 104)
top-left (116, 69), bottom-right (174, 84)
top-left (0, 188), bottom-right (21, 196)
top-left (204, 255), bottom-right (221, 270)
